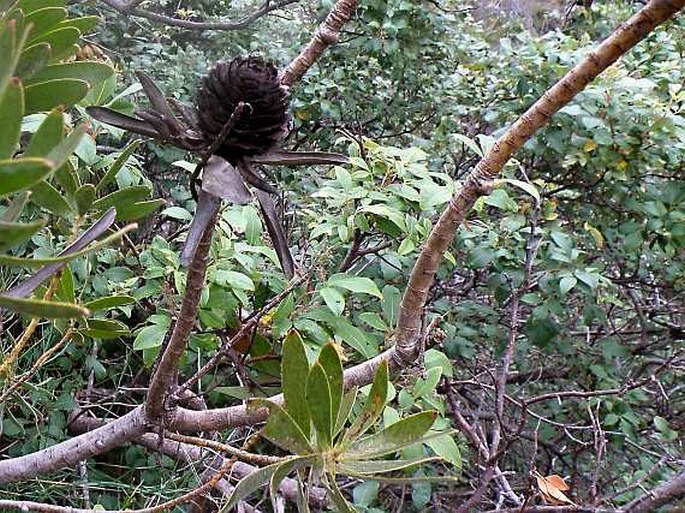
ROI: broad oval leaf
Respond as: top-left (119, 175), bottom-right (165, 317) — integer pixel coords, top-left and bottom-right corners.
top-left (115, 199), bottom-right (165, 222)
top-left (24, 78), bottom-right (89, 114)
top-left (84, 295), bottom-right (135, 312)
top-left (25, 61), bottom-right (114, 87)
top-left (320, 286), bottom-right (345, 315)
top-left (327, 274), bottom-right (383, 298)
top-left (92, 185), bottom-right (152, 212)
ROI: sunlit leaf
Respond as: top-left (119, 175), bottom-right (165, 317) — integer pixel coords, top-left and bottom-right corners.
top-left (282, 330), bottom-right (311, 438)
top-left (0, 295), bottom-right (89, 318)
top-left (306, 362), bottom-right (333, 447)
top-left (346, 411), bottom-right (437, 458)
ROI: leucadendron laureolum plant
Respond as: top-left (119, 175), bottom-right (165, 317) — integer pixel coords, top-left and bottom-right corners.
top-left (221, 330), bottom-right (458, 512)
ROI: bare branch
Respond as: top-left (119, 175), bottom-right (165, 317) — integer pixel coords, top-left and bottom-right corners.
top-left (99, 0), bottom-right (300, 31)
top-left (281, 0), bottom-right (360, 86)
top-left (622, 470), bottom-right (685, 513)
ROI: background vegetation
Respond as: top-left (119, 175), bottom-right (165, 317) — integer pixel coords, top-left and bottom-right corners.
top-left (0, 0), bottom-right (683, 511)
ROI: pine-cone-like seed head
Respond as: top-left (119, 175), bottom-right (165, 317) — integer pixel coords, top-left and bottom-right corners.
top-left (196, 56), bottom-right (290, 162)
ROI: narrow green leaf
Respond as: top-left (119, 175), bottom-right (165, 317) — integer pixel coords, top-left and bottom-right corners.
top-left (24, 78), bottom-right (89, 113)
top-left (282, 330), bottom-right (311, 438)
top-left (83, 295), bottom-right (135, 312)
top-left (251, 399), bottom-right (314, 455)
top-left (382, 285), bottom-right (401, 328)
top-left (345, 360), bottom-right (388, 443)
top-left (54, 159), bottom-right (79, 196)
top-left (318, 343), bottom-right (343, 426)
top-left (324, 476), bottom-right (356, 513)
top-left (0, 157), bottom-right (53, 197)
top-left (26, 61), bottom-right (114, 87)
top-left (346, 411), bottom-right (437, 458)
top-left (0, 295), bottom-right (89, 318)
top-left (269, 457), bottom-right (316, 513)
top-left (114, 199), bottom-right (164, 221)
top-left (335, 387), bottom-right (358, 437)
top-left (0, 19), bottom-right (30, 102)
top-left (220, 457), bottom-right (314, 513)
top-left (329, 317), bottom-right (376, 358)
top-left (91, 185), bottom-right (152, 212)
top-left (306, 362), bottom-right (333, 448)
top-left (0, 219), bottom-right (45, 250)
top-left (338, 456), bottom-right (440, 475)
top-left (16, 0), bottom-right (65, 12)
top-left (95, 140), bottom-right (140, 193)
top-left (0, 77), bottom-right (23, 159)
top-left (495, 178), bottom-right (540, 202)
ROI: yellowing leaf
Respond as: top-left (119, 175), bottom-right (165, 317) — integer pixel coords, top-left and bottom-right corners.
top-left (584, 139), bottom-right (597, 152)
top-left (534, 471), bottom-right (575, 506)
top-left (584, 222), bottom-right (604, 248)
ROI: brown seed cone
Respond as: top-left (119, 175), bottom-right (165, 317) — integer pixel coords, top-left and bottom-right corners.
top-left (196, 56), bottom-right (290, 162)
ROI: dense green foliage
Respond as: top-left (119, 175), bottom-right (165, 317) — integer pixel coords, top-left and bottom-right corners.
top-left (0, 0), bottom-right (683, 511)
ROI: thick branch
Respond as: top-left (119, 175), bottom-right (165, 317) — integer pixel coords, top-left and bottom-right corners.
top-left (280, 0), bottom-right (360, 86)
top-left (393, 0), bottom-right (685, 365)
top-left (622, 470), bottom-right (685, 513)
top-left (146, 215), bottom-right (217, 421)
top-left (100, 0), bottom-right (299, 31)
top-left (0, 408), bottom-right (146, 484)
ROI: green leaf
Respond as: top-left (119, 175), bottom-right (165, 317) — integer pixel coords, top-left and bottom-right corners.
top-left (424, 349), bottom-right (454, 378)
top-left (306, 362), bottom-right (333, 447)
top-left (16, 0), bottom-right (65, 14)
top-left (0, 157), bottom-right (53, 197)
top-left (1, 191), bottom-right (30, 222)
top-left (220, 457), bottom-right (314, 513)
top-left (24, 6), bottom-right (67, 37)
top-left (452, 133), bottom-right (483, 157)
top-left (80, 319), bottom-right (130, 340)
top-left (329, 317), bottom-right (376, 358)
top-left (318, 343), bottom-right (344, 426)
top-left (320, 286), bottom-right (345, 315)
top-left (0, 78), bottom-right (23, 159)
top-left (28, 26), bottom-right (79, 61)
top-left (282, 330), bottom-right (311, 438)
top-left (345, 360), bottom-right (388, 443)
top-left (24, 78), bottom-right (89, 114)
top-left (213, 270), bottom-right (255, 291)
top-left (0, 295), bottom-right (89, 318)
top-left (83, 295), bottom-right (135, 312)
top-left (29, 181), bottom-right (73, 217)
top-left (16, 42), bottom-right (51, 79)
top-left (559, 276), bottom-right (577, 295)
top-left (328, 274), bottom-right (382, 298)
top-left (92, 185), bottom-right (152, 212)
top-left (133, 317), bottom-right (170, 350)
top-left (74, 184), bottom-right (96, 215)
top-left (25, 107), bottom-right (64, 157)
top-left (382, 285), bottom-right (401, 328)
top-left (495, 178), bottom-right (540, 202)
top-left (114, 199), bottom-right (164, 222)
top-left (324, 476), bottom-right (356, 513)
top-left (56, 15), bottom-right (98, 35)
top-left (0, 219), bottom-right (45, 250)
top-left (346, 411), bottom-right (437, 458)
top-left (96, 140), bottom-right (140, 193)
top-left (359, 312), bottom-right (388, 332)
top-left (424, 433), bottom-right (461, 468)
top-left (251, 399), bottom-right (314, 455)
top-left (45, 123), bottom-right (85, 168)
top-left (26, 61), bottom-right (114, 87)
top-left (335, 387), bottom-right (358, 437)
top-left (338, 456), bottom-right (440, 475)
top-left (0, 18), bottom-right (30, 102)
